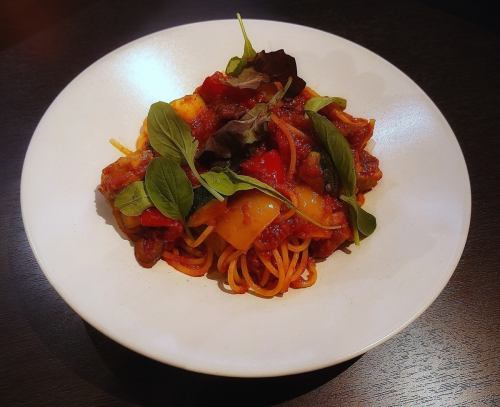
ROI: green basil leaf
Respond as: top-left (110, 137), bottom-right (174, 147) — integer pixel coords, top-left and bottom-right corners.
top-left (225, 56), bottom-right (245, 77)
top-left (147, 101), bottom-right (224, 201)
top-left (225, 170), bottom-right (339, 230)
top-left (304, 96), bottom-right (347, 112)
top-left (318, 149), bottom-right (340, 196)
top-left (226, 13), bottom-right (256, 76)
top-left (147, 101), bottom-right (188, 163)
top-left (201, 170), bottom-right (254, 195)
top-left (223, 169), bottom-right (285, 199)
top-left (340, 194), bottom-right (376, 238)
top-left (306, 110), bottom-right (356, 196)
top-left (308, 110), bottom-right (377, 240)
top-left (201, 168), bottom-right (338, 230)
top-left (203, 168), bottom-right (289, 203)
top-left (114, 181), bottom-right (153, 216)
top-left (238, 13), bottom-right (256, 61)
top-left (145, 157), bottom-right (193, 222)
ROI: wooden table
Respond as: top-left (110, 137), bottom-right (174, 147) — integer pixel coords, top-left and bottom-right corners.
top-left (1, 1), bottom-right (499, 405)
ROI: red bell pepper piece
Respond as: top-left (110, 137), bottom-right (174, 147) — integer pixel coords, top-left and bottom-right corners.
top-left (240, 149), bottom-right (286, 188)
top-left (140, 208), bottom-right (184, 242)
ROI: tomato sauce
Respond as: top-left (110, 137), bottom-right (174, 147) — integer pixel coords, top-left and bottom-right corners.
top-left (240, 149), bottom-right (286, 188)
top-left (101, 68), bottom-right (382, 268)
top-left (99, 150), bottom-right (153, 200)
top-left (197, 72), bottom-right (258, 107)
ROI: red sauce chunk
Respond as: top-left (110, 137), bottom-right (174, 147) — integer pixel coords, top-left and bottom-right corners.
top-left (240, 149), bottom-right (286, 188)
top-left (190, 107), bottom-right (219, 145)
top-left (99, 150), bottom-right (153, 200)
top-left (297, 151), bottom-right (324, 193)
top-left (196, 72), bottom-right (257, 106)
top-left (140, 208), bottom-right (183, 242)
top-left (354, 149), bottom-right (383, 192)
top-left (310, 225), bottom-right (353, 258)
top-left (98, 37), bottom-right (384, 297)
top-left (324, 107), bottom-right (373, 150)
top-left (134, 230), bottom-right (164, 268)
top-left (268, 120), bottom-right (314, 168)
top-left (255, 195), bottom-right (350, 252)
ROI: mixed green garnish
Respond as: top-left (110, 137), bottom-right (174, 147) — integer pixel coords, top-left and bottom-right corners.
top-left (113, 14), bottom-right (377, 243)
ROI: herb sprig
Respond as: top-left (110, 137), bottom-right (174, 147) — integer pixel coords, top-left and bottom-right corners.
top-left (225, 13), bottom-right (256, 76)
top-left (304, 96), bottom-right (347, 112)
top-left (147, 101), bottom-right (224, 201)
top-left (306, 110), bottom-right (376, 243)
top-left (201, 168), bottom-right (339, 230)
top-left (203, 78), bottom-right (292, 158)
top-left (114, 181), bottom-right (152, 216)
top-left (144, 157), bottom-right (194, 223)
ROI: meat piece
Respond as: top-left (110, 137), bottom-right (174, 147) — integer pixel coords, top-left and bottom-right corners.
top-left (273, 94), bottom-right (310, 131)
top-left (324, 108), bottom-right (373, 150)
top-left (245, 249), bottom-right (265, 274)
top-left (310, 223), bottom-right (353, 259)
top-left (254, 221), bottom-right (293, 251)
top-left (134, 230), bottom-right (164, 268)
top-left (99, 149), bottom-right (153, 200)
top-left (297, 151), bottom-right (324, 194)
top-left (113, 207), bottom-right (145, 240)
top-left (355, 149), bottom-right (383, 192)
top-left (214, 103), bottom-right (247, 121)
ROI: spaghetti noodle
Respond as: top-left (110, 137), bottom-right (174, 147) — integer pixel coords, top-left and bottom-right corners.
top-left (161, 219), bottom-right (317, 297)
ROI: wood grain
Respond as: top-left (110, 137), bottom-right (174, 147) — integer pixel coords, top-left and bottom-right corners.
top-left (1, 0), bottom-right (499, 405)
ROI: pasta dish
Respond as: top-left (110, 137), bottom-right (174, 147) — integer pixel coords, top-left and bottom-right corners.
top-left (99, 15), bottom-right (382, 297)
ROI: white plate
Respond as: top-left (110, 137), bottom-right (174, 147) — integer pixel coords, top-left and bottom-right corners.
top-left (21, 20), bottom-right (470, 377)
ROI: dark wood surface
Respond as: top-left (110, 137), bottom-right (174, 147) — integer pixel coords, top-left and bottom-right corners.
top-left (1, 1), bottom-right (499, 405)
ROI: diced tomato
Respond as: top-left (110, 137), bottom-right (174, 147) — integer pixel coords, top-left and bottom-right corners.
top-left (240, 149), bottom-right (286, 188)
top-left (196, 72), bottom-right (257, 106)
top-left (140, 208), bottom-right (180, 228)
top-left (196, 72), bottom-right (229, 103)
top-left (272, 95), bottom-right (310, 130)
top-left (254, 222), bottom-right (292, 251)
top-left (254, 193), bottom-right (347, 251)
top-left (163, 223), bottom-right (184, 242)
top-left (140, 208), bottom-right (183, 242)
top-left (190, 107), bottom-right (219, 144)
top-left (254, 213), bottom-right (334, 252)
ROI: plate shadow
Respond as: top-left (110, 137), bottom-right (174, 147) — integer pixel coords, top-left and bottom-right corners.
top-left (84, 322), bottom-right (361, 406)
